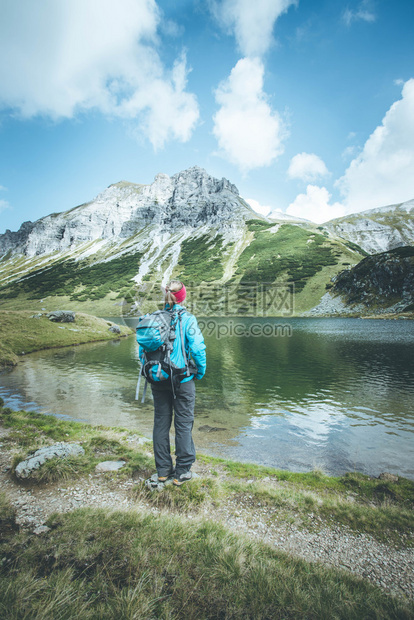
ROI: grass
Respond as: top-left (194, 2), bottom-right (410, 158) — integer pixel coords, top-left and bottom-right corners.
top-left (136, 476), bottom-right (222, 512)
top-left (1, 509), bottom-right (413, 619)
top-left (0, 493), bottom-right (17, 541)
top-left (0, 310), bottom-right (132, 368)
top-left (197, 456), bottom-right (414, 545)
top-left (1, 405), bottom-right (154, 483)
top-left (234, 225), bottom-right (363, 296)
top-left (0, 252), bottom-right (143, 303)
top-left (175, 233), bottom-right (226, 282)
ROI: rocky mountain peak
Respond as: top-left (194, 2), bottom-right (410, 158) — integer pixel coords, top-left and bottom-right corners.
top-left (0, 167), bottom-right (252, 258)
top-left (324, 198), bottom-right (414, 254)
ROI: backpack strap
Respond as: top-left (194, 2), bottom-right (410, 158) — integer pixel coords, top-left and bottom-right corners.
top-left (178, 311), bottom-right (190, 377)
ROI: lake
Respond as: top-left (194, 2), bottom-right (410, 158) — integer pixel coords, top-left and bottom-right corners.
top-left (1, 318), bottom-right (413, 479)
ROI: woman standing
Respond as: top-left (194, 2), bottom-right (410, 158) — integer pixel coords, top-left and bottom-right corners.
top-left (140, 280), bottom-right (206, 486)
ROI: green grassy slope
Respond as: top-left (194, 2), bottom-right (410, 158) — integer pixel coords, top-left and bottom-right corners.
top-left (172, 222), bottom-right (364, 315)
top-left (0, 310), bottom-right (132, 368)
top-left (0, 221), bottom-right (366, 316)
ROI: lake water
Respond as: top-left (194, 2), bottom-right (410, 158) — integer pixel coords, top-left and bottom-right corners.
top-left (1, 318), bottom-right (413, 479)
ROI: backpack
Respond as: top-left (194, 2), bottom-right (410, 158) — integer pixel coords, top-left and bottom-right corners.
top-left (135, 308), bottom-right (196, 402)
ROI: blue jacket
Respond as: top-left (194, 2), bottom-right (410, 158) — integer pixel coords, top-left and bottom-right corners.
top-left (138, 304), bottom-right (206, 382)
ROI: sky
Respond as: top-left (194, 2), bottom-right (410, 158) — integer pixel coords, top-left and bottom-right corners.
top-left (0, 0), bottom-right (413, 233)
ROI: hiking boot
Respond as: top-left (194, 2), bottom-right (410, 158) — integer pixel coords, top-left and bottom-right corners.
top-left (173, 471), bottom-right (192, 486)
top-left (157, 470), bottom-right (175, 482)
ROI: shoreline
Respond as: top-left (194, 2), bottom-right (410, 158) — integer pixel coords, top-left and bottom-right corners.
top-left (0, 309), bottom-right (133, 369)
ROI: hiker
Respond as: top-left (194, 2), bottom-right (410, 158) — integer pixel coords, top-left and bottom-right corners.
top-left (138, 280), bottom-right (206, 487)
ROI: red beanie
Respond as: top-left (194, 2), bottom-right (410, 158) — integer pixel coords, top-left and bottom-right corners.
top-left (173, 283), bottom-right (186, 304)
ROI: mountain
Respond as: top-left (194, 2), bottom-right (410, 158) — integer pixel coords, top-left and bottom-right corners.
top-left (308, 246), bottom-right (414, 317)
top-left (0, 167), bottom-right (256, 258)
top-left (1, 166), bottom-right (410, 318)
top-left (324, 199), bottom-right (414, 254)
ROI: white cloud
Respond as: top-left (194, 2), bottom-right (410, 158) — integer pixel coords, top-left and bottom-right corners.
top-left (246, 198), bottom-right (272, 216)
top-left (0, 0), bottom-right (199, 149)
top-left (213, 57), bottom-right (286, 171)
top-left (211, 0), bottom-right (297, 57)
top-left (341, 145), bottom-right (359, 160)
top-left (287, 153), bottom-right (329, 181)
top-left (287, 79), bottom-right (414, 222)
top-left (286, 185), bottom-right (346, 224)
top-left (343, 0), bottom-right (376, 26)
top-left (336, 78), bottom-right (414, 211)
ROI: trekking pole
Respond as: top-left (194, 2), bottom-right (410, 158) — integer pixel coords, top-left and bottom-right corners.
top-left (135, 365), bottom-right (143, 401)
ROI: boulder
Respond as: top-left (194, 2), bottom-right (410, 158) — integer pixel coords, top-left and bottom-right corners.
top-left (47, 310), bottom-right (75, 323)
top-left (108, 325), bottom-right (121, 334)
top-left (95, 460), bottom-right (126, 472)
top-left (378, 472), bottom-right (399, 483)
top-left (15, 443), bottom-right (85, 479)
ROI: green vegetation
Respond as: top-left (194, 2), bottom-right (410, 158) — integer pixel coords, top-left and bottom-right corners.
top-left (137, 476), bottom-right (222, 512)
top-left (1, 406), bottom-right (154, 483)
top-left (0, 252), bottom-right (143, 303)
top-left (0, 310), bottom-right (132, 368)
top-left (235, 224), bottom-right (358, 293)
top-left (2, 509), bottom-right (413, 620)
top-left (197, 456), bottom-right (414, 545)
top-left (245, 219), bottom-right (275, 232)
top-left (176, 234), bottom-right (225, 282)
top-left (343, 240), bottom-right (369, 256)
top-left (0, 492), bottom-right (17, 541)
top-left (0, 221), bottom-right (367, 316)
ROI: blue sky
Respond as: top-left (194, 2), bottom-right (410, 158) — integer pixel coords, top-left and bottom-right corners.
top-left (1, 0), bottom-right (413, 233)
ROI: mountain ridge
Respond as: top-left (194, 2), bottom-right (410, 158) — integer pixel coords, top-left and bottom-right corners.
top-left (0, 167), bottom-right (257, 259)
top-left (324, 199), bottom-right (414, 254)
top-left (0, 167), bottom-right (412, 317)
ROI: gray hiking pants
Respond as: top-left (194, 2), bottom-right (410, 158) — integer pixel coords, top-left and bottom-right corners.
top-left (151, 379), bottom-right (196, 477)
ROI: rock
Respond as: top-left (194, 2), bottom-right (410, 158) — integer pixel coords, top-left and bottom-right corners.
top-left (325, 199), bottom-right (414, 254)
top-left (95, 460), bottom-right (126, 472)
top-left (47, 310), bottom-right (75, 323)
top-left (378, 472), bottom-right (399, 483)
top-left (33, 525), bottom-right (50, 535)
top-left (307, 247), bottom-right (414, 317)
top-left (30, 313), bottom-right (43, 319)
top-left (108, 325), bottom-right (121, 334)
top-left (136, 437), bottom-right (151, 445)
top-left (198, 425), bottom-right (227, 432)
top-left (15, 443), bottom-right (85, 479)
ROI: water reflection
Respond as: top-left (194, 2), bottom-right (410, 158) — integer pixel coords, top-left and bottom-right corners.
top-left (0, 318), bottom-right (413, 478)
